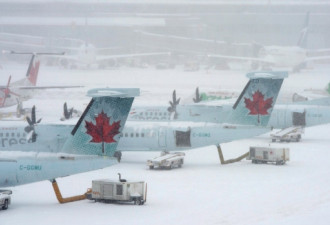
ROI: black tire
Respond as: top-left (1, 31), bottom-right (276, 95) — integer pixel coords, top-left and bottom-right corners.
top-left (272, 139), bottom-right (276, 142)
top-left (2, 200), bottom-right (8, 210)
top-left (149, 165), bottom-right (154, 169)
top-left (134, 199), bottom-right (141, 205)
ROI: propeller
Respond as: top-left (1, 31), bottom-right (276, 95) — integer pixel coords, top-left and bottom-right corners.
top-left (1, 75), bottom-right (20, 107)
top-left (193, 87), bottom-right (202, 103)
top-left (24, 106), bottom-right (41, 142)
top-left (167, 90), bottom-right (180, 120)
top-left (63, 102), bottom-right (74, 120)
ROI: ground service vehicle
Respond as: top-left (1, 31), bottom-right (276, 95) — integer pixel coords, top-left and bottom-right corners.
top-left (271, 126), bottom-right (303, 142)
top-left (0, 190), bottom-right (12, 210)
top-left (246, 146), bottom-right (290, 165)
top-left (86, 175), bottom-right (147, 205)
top-left (147, 152), bottom-right (185, 169)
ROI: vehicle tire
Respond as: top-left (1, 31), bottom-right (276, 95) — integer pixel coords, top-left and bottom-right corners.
top-left (149, 165), bottom-right (154, 169)
top-left (2, 200), bottom-right (8, 210)
top-left (272, 139), bottom-right (276, 142)
top-left (135, 199), bottom-right (141, 205)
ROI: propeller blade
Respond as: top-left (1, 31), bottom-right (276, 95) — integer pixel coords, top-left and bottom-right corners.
top-left (32, 132), bottom-right (37, 143)
top-left (31, 106), bottom-right (36, 123)
top-left (26, 116), bottom-right (33, 126)
top-left (36, 118), bottom-right (42, 124)
top-left (6, 75), bottom-right (11, 88)
top-left (26, 130), bottom-right (33, 141)
top-left (172, 90), bottom-right (176, 102)
top-left (8, 90), bottom-right (20, 97)
top-left (193, 87), bottom-right (202, 103)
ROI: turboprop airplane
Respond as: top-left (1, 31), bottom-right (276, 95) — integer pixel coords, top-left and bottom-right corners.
top-left (208, 12), bottom-right (330, 72)
top-left (0, 52), bottom-right (80, 110)
top-left (128, 82), bottom-right (330, 130)
top-left (0, 88), bottom-right (139, 187)
top-left (0, 71), bottom-right (285, 186)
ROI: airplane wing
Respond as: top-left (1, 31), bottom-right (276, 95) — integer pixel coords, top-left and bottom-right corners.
top-left (95, 52), bottom-right (170, 62)
top-left (15, 85), bottom-right (83, 89)
top-left (207, 54), bottom-right (274, 64)
top-left (304, 55), bottom-right (330, 62)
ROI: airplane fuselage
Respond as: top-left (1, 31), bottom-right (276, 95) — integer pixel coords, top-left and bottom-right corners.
top-left (0, 120), bottom-right (270, 152)
top-left (128, 103), bottom-right (330, 129)
top-left (260, 46), bottom-right (307, 68)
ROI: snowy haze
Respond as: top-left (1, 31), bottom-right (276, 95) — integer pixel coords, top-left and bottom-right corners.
top-left (1, 1), bottom-right (330, 224)
top-left (1, 63), bottom-right (330, 225)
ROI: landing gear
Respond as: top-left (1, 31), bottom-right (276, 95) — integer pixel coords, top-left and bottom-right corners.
top-left (114, 151), bottom-right (122, 162)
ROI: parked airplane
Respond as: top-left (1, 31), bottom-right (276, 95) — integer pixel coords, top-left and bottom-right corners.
top-left (128, 78), bottom-right (330, 130)
top-left (0, 52), bottom-right (79, 110)
top-left (0, 32), bottom-right (169, 69)
top-left (208, 12), bottom-right (330, 72)
top-left (0, 71), bottom-right (285, 187)
top-left (0, 88), bottom-right (139, 187)
top-left (55, 42), bottom-right (170, 69)
top-left (137, 12), bottom-right (330, 72)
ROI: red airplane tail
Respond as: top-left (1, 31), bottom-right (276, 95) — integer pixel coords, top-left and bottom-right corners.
top-left (26, 54), bottom-right (40, 86)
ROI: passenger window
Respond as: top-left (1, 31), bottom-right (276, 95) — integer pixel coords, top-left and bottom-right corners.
top-left (125, 133), bottom-right (128, 137)
top-left (136, 133), bottom-right (139, 137)
top-left (131, 133), bottom-right (134, 138)
top-left (141, 133), bottom-right (144, 138)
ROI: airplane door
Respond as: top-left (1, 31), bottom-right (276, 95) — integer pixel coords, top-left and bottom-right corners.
top-left (158, 127), bottom-right (167, 148)
top-left (277, 107), bottom-right (287, 127)
top-left (0, 160), bottom-right (17, 186)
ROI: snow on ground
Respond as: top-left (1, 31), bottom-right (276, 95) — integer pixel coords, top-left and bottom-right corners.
top-left (1, 63), bottom-right (330, 224)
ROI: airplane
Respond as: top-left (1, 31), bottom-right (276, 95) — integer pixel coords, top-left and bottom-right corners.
top-left (128, 79), bottom-right (330, 130)
top-left (137, 12), bottom-right (330, 72)
top-left (0, 88), bottom-right (139, 187)
top-left (0, 71), bottom-right (285, 187)
top-left (54, 43), bottom-right (170, 69)
top-left (207, 12), bottom-right (330, 72)
top-left (0, 32), bottom-right (170, 69)
top-left (0, 52), bottom-right (80, 111)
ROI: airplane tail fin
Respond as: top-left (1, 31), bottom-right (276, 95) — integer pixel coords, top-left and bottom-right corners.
top-left (63, 88), bottom-right (139, 157)
top-left (25, 54), bottom-right (40, 85)
top-left (297, 12), bottom-right (310, 48)
top-left (10, 51), bottom-right (64, 86)
top-left (227, 71), bottom-right (288, 126)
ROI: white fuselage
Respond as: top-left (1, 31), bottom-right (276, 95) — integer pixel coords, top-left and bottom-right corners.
top-left (260, 46), bottom-right (307, 67)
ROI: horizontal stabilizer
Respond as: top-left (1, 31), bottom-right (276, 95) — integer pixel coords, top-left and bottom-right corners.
top-left (246, 71), bottom-right (288, 79)
top-left (87, 88), bottom-right (140, 98)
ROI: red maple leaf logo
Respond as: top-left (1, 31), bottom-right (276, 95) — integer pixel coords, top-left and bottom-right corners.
top-left (85, 111), bottom-right (121, 153)
top-left (244, 90), bottom-right (273, 123)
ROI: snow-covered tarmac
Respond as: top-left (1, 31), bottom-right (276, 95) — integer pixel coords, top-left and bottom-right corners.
top-left (1, 63), bottom-right (330, 224)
